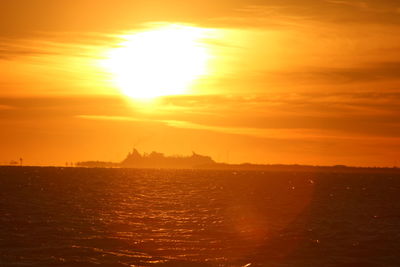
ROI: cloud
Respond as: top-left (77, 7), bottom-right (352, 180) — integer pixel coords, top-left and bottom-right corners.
top-left (4, 92), bottom-right (400, 138)
top-left (161, 92), bottom-right (400, 115)
top-left (2, 0), bottom-right (400, 40)
top-left (0, 40), bottom-right (56, 60)
top-left (2, 94), bottom-right (400, 166)
top-left (77, 112), bottom-right (400, 143)
top-left (162, 119), bottom-right (350, 140)
top-left (260, 61), bottom-right (400, 85)
top-left (325, 0), bottom-right (369, 10)
top-left (76, 115), bottom-right (141, 122)
top-left (324, 62), bottom-right (400, 83)
top-left (244, 1), bottom-right (400, 26)
top-left (0, 104), bottom-right (14, 110)
top-left (0, 96), bottom-right (131, 120)
top-left (72, 90), bottom-right (400, 142)
top-left (0, 32), bottom-right (117, 61)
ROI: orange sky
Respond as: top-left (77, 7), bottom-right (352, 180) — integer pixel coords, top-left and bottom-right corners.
top-left (1, 0), bottom-right (400, 166)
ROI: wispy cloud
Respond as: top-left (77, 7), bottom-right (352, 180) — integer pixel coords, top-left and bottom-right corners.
top-left (0, 32), bottom-right (115, 62)
top-left (246, 0), bottom-right (400, 26)
top-left (77, 112), bottom-right (400, 143)
top-left (160, 92), bottom-right (400, 138)
top-left (2, 92), bottom-right (400, 166)
top-left (325, 0), bottom-right (369, 10)
top-left (76, 115), bottom-right (141, 122)
top-left (276, 61), bottom-right (400, 84)
top-left (0, 104), bottom-right (14, 110)
top-left (76, 89), bottom-right (400, 141)
top-left (0, 39), bottom-right (58, 60)
top-left (6, 93), bottom-right (399, 137)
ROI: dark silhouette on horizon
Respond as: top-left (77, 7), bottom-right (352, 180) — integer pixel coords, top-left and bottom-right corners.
top-left (77, 148), bottom-right (215, 169)
top-left (121, 149), bottom-right (215, 168)
top-left (75, 148), bottom-right (400, 173)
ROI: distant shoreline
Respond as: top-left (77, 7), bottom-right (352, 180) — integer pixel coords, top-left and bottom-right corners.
top-left (70, 148), bottom-right (400, 173)
top-left (1, 164), bottom-right (400, 174)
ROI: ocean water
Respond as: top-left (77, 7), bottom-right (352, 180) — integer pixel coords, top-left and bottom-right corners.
top-left (0, 167), bottom-right (399, 267)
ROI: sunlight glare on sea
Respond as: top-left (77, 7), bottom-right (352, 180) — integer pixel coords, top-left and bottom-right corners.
top-left (1, 167), bottom-right (400, 266)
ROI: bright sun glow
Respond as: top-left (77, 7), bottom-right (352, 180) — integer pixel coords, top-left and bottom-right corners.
top-left (102, 24), bottom-right (212, 99)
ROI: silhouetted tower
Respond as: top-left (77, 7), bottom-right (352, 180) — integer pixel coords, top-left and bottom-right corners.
top-left (20, 158), bottom-right (23, 166)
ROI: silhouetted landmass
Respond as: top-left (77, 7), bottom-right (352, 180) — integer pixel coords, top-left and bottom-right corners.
top-left (75, 161), bottom-right (118, 168)
top-left (199, 163), bottom-right (400, 173)
top-left (76, 148), bottom-right (400, 173)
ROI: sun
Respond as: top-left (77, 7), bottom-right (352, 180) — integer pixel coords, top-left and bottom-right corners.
top-left (102, 24), bottom-right (211, 100)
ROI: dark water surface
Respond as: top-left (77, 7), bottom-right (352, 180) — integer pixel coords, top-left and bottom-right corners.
top-left (1, 167), bottom-right (400, 266)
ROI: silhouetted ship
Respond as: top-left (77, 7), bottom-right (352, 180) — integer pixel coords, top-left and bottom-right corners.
top-left (121, 149), bottom-right (215, 169)
top-left (76, 148), bottom-right (215, 169)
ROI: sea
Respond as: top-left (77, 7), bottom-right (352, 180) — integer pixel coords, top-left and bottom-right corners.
top-left (0, 166), bottom-right (399, 267)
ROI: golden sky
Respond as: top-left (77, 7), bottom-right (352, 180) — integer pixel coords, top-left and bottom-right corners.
top-left (1, 0), bottom-right (400, 166)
